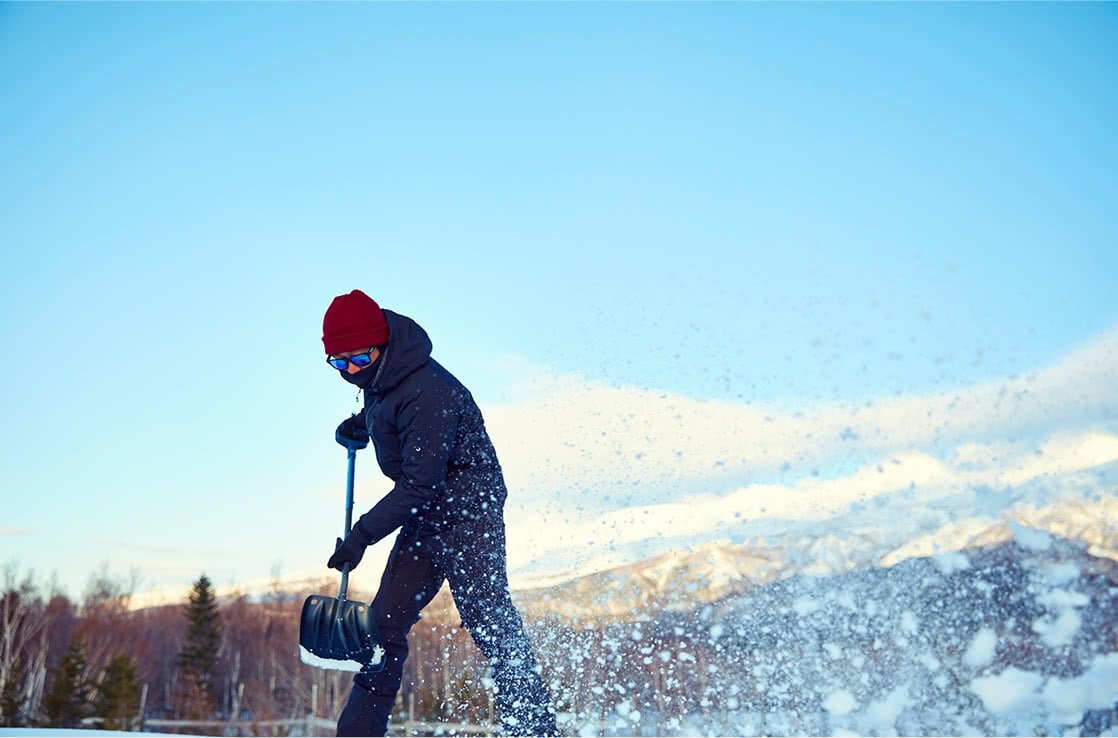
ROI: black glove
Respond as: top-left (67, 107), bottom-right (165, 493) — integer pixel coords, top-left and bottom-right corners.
top-left (335, 413), bottom-right (369, 451)
top-left (327, 534), bottom-right (367, 572)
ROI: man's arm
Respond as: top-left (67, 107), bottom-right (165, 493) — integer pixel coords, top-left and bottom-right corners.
top-left (351, 386), bottom-right (459, 546)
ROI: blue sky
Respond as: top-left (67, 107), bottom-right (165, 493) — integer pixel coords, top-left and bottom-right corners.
top-left (1, 2), bottom-right (1116, 599)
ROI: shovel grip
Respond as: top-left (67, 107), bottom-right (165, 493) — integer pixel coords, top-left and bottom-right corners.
top-left (338, 563), bottom-right (351, 601)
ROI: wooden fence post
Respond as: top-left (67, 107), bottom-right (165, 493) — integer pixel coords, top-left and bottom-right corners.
top-left (138, 682), bottom-right (149, 731)
top-left (310, 683), bottom-right (320, 737)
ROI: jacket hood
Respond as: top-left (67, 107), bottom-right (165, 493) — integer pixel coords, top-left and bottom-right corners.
top-left (340, 310), bottom-right (432, 395)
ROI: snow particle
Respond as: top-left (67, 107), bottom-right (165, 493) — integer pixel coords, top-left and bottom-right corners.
top-left (900, 610), bottom-right (919, 636)
top-left (1033, 609), bottom-right (1082, 648)
top-left (970, 667), bottom-right (1045, 714)
top-left (793, 596), bottom-right (821, 617)
top-left (1011, 522), bottom-right (1053, 552)
top-left (964, 627), bottom-right (997, 669)
top-left (824, 689), bottom-right (858, 716)
top-left (933, 551), bottom-right (971, 575)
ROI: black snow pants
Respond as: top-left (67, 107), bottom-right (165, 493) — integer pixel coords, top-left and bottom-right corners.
top-left (336, 515), bottom-right (557, 737)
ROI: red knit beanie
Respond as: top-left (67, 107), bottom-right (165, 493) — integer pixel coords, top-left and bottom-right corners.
top-left (322, 290), bottom-right (390, 355)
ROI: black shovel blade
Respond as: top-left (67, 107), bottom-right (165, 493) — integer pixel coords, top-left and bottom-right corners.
top-left (299, 594), bottom-right (385, 671)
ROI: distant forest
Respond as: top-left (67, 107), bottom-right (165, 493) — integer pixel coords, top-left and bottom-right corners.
top-left (0, 563), bottom-right (505, 732)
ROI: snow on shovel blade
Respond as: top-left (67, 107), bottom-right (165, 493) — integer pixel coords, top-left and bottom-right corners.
top-left (299, 594), bottom-right (385, 672)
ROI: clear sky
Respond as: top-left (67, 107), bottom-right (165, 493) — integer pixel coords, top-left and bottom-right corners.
top-left (1, 2), bottom-right (1116, 600)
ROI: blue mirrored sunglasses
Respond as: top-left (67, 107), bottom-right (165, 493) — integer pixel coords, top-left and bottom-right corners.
top-left (327, 348), bottom-right (377, 371)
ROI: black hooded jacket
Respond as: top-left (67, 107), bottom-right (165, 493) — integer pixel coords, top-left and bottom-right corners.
top-left (345, 310), bottom-right (508, 545)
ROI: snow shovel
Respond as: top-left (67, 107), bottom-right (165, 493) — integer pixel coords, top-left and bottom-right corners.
top-left (299, 447), bottom-right (386, 672)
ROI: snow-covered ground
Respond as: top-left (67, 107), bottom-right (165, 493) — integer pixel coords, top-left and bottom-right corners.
top-left (0, 732), bottom-right (183, 737)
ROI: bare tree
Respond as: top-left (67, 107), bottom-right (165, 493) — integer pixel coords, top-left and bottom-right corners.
top-left (1, 562), bottom-right (59, 723)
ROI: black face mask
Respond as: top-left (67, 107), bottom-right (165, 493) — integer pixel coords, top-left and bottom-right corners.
top-left (338, 354), bottom-right (382, 390)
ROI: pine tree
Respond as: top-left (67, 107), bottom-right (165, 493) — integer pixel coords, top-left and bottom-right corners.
top-left (1, 656), bottom-right (25, 728)
top-left (176, 573), bottom-right (222, 718)
top-left (43, 639), bottom-right (90, 728)
top-left (97, 654), bottom-right (140, 730)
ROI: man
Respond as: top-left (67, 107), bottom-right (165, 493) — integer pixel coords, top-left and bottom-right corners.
top-left (321, 289), bottom-right (558, 737)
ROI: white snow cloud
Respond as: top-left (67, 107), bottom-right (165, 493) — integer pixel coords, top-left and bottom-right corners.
top-left (485, 324), bottom-right (1118, 502)
top-left (502, 428), bottom-right (1118, 584)
top-left (487, 324), bottom-right (1118, 585)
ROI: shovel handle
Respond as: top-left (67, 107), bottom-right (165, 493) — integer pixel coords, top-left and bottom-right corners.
top-left (338, 448), bottom-right (357, 600)
top-left (344, 447), bottom-right (356, 536)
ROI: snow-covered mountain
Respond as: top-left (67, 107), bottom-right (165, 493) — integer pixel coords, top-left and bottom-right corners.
top-left (505, 491), bottom-right (1118, 625)
top-left (513, 543), bottom-right (790, 623)
top-left (504, 431), bottom-right (1118, 595)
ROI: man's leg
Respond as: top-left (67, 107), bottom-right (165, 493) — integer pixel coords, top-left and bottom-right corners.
top-left (438, 518), bottom-right (558, 736)
top-left (337, 529), bottom-right (443, 737)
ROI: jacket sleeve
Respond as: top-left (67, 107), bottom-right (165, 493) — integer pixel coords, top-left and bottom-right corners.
top-left (352, 385), bottom-right (459, 545)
